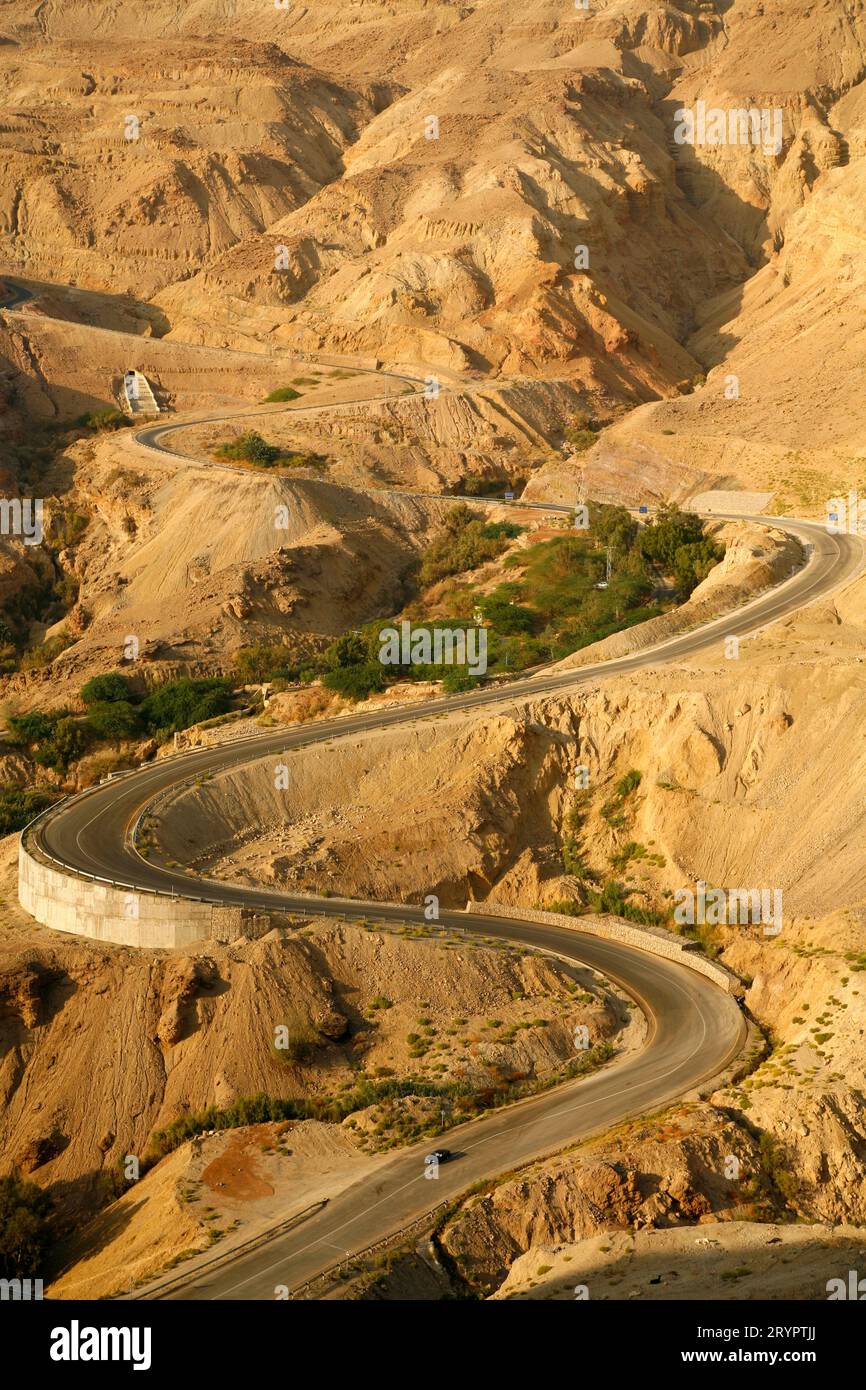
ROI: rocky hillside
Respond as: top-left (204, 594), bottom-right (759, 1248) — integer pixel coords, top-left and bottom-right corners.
top-left (0, 35), bottom-right (386, 297)
top-left (0, 871), bottom-right (629, 1230)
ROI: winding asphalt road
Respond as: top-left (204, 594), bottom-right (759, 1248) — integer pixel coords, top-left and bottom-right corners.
top-left (163, 924), bottom-right (746, 1301)
top-left (20, 371), bottom-right (866, 1299)
top-left (131, 362), bottom-right (429, 472)
top-left (0, 276), bottom-right (35, 312)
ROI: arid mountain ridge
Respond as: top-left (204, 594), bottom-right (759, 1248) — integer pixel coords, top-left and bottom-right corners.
top-left (2, 0), bottom-right (866, 1304)
top-left (2, 1), bottom-right (863, 399)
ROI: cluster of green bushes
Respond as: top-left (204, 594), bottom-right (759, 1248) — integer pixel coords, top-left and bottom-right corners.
top-left (89, 673), bottom-right (233, 740)
top-left (298, 502), bottom-right (723, 703)
top-left (7, 673), bottom-right (234, 770)
top-left (0, 1173), bottom-right (53, 1278)
top-left (316, 630), bottom-right (388, 701)
top-left (465, 501), bottom-right (722, 673)
top-left (469, 530), bottom-right (655, 672)
top-left (564, 409), bottom-right (603, 452)
top-left (318, 622), bottom-right (485, 701)
top-left (0, 786), bottom-right (53, 834)
top-left (457, 473), bottom-right (527, 498)
top-left (322, 660), bottom-right (388, 702)
top-left (232, 618), bottom-right (490, 705)
top-left (214, 430), bottom-right (326, 471)
top-left (419, 505), bottom-right (523, 586)
top-left (310, 508), bottom-right (525, 697)
top-left (271, 1029), bottom-right (318, 1064)
top-left (216, 431), bottom-right (282, 466)
top-left (583, 879), bottom-right (669, 927)
top-left (549, 888), bottom-right (668, 929)
top-left (144, 1084), bottom-right (459, 1167)
top-left (7, 709), bottom-right (92, 772)
top-left (263, 387), bottom-right (302, 403)
top-left (233, 643), bottom-right (304, 685)
top-left (643, 513), bottom-right (723, 595)
top-left (72, 408), bottom-right (128, 433)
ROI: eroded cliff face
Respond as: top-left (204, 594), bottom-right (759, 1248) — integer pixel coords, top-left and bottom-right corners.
top-left (6, 0), bottom-right (863, 404)
top-left (438, 1103), bottom-right (764, 1296)
top-left (0, 925), bottom-right (347, 1207)
top-left (149, 0), bottom-right (866, 398)
top-left (0, 36), bottom-right (384, 298)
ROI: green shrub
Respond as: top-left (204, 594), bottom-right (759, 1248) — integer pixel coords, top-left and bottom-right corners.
top-left (7, 711), bottom-right (58, 746)
top-left (419, 504), bottom-right (515, 586)
top-left (215, 431), bottom-right (281, 467)
top-left (140, 678), bottom-right (233, 737)
top-left (73, 409), bottom-right (127, 433)
top-left (440, 668), bottom-right (480, 694)
top-left (0, 1174), bottom-right (53, 1278)
top-left (0, 786), bottom-right (52, 834)
top-left (263, 387), bottom-right (302, 402)
top-left (616, 769), bottom-right (642, 797)
top-left (481, 521), bottom-right (523, 541)
top-left (30, 716), bottom-right (92, 771)
top-left (322, 662), bottom-right (387, 702)
top-left (544, 899), bottom-right (583, 919)
top-left (640, 503), bottom-right (706, 571)
top-left (672, 537), bottom-right (725, 596)
top-left (479, 596), bottom-right (536, 634)
top-left (81, 672), bottom-right (133, 705)
top-left (324, 630), bottom-right (370, 670)
top-left (85, 700), bottom-right (141, 741)
top-left (12, 711), bottom-right (93, 778)
top-left (273, 1030), bottom-right (317, 1064)
top-left (233, 644), bottom-right (297, 684)
top-left (565, 412), bottom-right (600, 451)
top-left (585, 879), bottom-right (667, 927)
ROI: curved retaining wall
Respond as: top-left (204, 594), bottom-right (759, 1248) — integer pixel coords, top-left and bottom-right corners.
top-left (18, 839), bottom-right (271, 949)
top-left (17, 834), bottom-right (743, 983)
top-left (465, 901), bottom-right (741, 994)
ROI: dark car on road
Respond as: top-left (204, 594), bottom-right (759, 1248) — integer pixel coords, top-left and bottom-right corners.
top-left (424, 1149), bottom-right (453, 1165)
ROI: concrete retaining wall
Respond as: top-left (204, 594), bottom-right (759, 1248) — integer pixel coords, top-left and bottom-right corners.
top-left (18, 839), bottom-right (272, 949)
top-left (17, 834), bottom-right (743, 982)
top-left (465, 900), bottom-right (741, 994)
